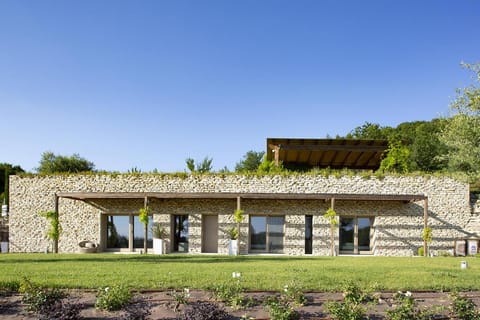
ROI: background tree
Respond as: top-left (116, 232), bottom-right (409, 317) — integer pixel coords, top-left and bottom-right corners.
top-left (37, 151), bottom-right (95, 174)
top-left (235, 150), bottom-right (265, 172)
top-left (378, 140), bottom-right (410, 173)
top-left (438, 62), bottom-right (480, 175)
top-left (185, 157), bottom-right (213, 173)
top-left (0, 163), bottom-right (25, 206)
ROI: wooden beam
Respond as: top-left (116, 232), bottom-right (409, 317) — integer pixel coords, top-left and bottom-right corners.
top-left (274, 144), bottom-right (387, 152)
top-left (54, 194), bottom-right (59, 253)
top-left (423, 198), bottom-right (428, 257)
top-left (57, 191), bottom-right (427, 202)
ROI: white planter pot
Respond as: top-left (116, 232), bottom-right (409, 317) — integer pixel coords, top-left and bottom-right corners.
top-left (153, 238), bottom-right (164, 254)
top-left (0, 242), bottom-right (8, 253)
top-left (229, 239), bottom-right (238, 255)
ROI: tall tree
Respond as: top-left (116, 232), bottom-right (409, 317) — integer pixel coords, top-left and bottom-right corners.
top-left (235, 151), bottom-right (265, 172)
top-left (37, 151), bottom-right (95, 174)
top-left (438, 62), bottom-right (480, 174)
top-left (0, 163), bottom-right (25, 206)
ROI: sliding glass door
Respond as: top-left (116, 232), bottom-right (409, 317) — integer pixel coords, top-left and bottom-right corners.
top-left (339, 217), bottom-right (373, 254)
top-left (249, 216), bottom-right (284, 253)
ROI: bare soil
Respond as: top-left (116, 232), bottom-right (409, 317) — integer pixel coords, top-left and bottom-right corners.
top-left (1, 290), bottom-right (480, 319)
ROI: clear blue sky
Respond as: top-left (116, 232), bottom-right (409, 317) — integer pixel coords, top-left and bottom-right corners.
top-left (1, 1), bottom-right (479, 173)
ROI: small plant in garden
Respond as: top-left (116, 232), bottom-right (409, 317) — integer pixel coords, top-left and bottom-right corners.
top-left (325, 283), bottom-right (369, 320)
top-left (450, 292), bottom-right (480, 320)
top-left (212, 272), bottom-right (246, 309)
top-left (264, 296), bottom-right (300, 320)
top-left (20, 277), bottom-right (66, 312)
top-left (386, 291), bottom-right (441, 320)
top-left (180, 301), bottom-right (229, 320)
top-left (95, 285), bottom-right (132, 311)
top-left (168, 288), bottom-right (190, 312)
top-left (282, 282), bottom-right (307, 306)
top-left (386, 291), bottom-right (417, 320)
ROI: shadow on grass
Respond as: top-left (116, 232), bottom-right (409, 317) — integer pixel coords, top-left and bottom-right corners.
top-left (0, 254), bottom-right (335, 265)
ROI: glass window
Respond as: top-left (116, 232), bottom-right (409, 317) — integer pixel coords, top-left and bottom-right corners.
top-left (173, 215), bottom-right (189, 252)
top-left (106, 215), bottom-right (153, 250)
top-left (249, 216), bottom-right (284, 253)
top-left (305, 215), bottom-right (313, 254)
top-left (339, 217), bottom-right (373, 254)
top-left (107, 216), bottom-right (129, 249)
top-left (250, 216), bottom-right (267, 251)
top-left (339, 218), bottom-right (355, 252)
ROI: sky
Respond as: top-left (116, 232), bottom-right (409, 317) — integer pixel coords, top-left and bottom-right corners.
top-left (1, 1), bottom-right (479, 173)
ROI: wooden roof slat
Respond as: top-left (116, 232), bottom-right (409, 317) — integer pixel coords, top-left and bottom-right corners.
top-left (57, 191), bottom-right (426, 202)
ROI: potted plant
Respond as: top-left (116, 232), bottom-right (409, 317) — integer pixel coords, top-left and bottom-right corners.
top-left (229, 209), bottom-right (244, 255)
top-left (152, 222), bottom-right (167, 254)
top-left (228, 226), bottom-right (239, 255)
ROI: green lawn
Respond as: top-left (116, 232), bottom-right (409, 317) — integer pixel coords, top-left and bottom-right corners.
top-left (0, 254), bottom-right (478, 292)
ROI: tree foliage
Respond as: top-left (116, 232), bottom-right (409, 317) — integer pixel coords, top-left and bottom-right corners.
top-left (439, 62), bottom-right (480, 175)
top-left (37, 152), bottom-right (95, 174)
top-left (235, 151), bottom-right (265, 172)
top-left (379, 140), bottom-right (411, 173)
top-left (185, 157), bottom-right (213, 173)
top-left (0, 163), bottom-right (25, 205)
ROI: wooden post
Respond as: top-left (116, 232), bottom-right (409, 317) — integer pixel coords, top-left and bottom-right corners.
top-left (273, 146), bottom-right (280, 166)
top-left (330, 198), bottom-right (336, 256)
top-left (129, 215), bottom-right (134, 252)
top-left (144, 196), bottom-right (149, 254)
top-left (54, 194), bottom-right (59, 253)
top-left (423, 198), bottom-right (428, 257)
top-left (237, 196), bottom-right (241, 255)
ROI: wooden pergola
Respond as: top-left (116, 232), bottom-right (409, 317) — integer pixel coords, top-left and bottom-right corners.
top-left (54, 191), bottom-right (430, 255)
top-left (267, 138), bottom-right (388, 170)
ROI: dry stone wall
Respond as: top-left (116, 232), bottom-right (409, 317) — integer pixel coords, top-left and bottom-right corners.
top-left (8, 174), bottom-right (472, 256)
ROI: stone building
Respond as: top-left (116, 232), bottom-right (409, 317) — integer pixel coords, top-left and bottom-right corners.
top-left (6, 139), bottom-right (479, 256)
top-left (7, 173), bottom-right (477, 256)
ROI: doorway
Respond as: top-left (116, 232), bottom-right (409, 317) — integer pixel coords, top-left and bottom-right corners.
top-left (339, 217), bottom-right (373, 254)
top-left (173, 215), bottom-right (189, 253)
top-left (202, 215), bottom-right (218, 253)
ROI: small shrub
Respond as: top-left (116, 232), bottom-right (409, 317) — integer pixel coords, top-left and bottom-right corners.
top-left (418, 247), bottom-right (425, 256)
top-left (95, 285), bottom-right (132, 311)
top-left (181, 301), bottom-right (229, 320)
top-left (20, 277), bottom-right (66, 312)
top-left (264, 296), bottom-right (300, 320)
top-left (450, 292), bottom-right (480, 320)
top-left (325, 284), bottom-right (369, 320)
top-left (168, 288), bottom-right (190, 312)
top-left (212, 274), bottom-right (246, 309)
top-left (386, 291), bottom-right (417, 320)
top-left (283, 282), bottom-right (307, 306)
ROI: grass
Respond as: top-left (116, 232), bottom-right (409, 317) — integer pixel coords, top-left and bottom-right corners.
top-left (0, 254), bottom-right (479, 292)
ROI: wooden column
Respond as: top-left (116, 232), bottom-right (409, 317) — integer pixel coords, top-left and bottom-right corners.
top-left (273, 146), bottom-right (280, 166)
top-left (423, 198), bottom-right (428, 257)
top-left (237, 196), bottom-right (241, 255)
top-left (53, 194), bottom-right (59, 253)
top-left (144, 196), bottom-right (149, 254)
top-left (129, 214), bottom-right (134, 252)
top-left (330, 198), bottom-right (336, 256)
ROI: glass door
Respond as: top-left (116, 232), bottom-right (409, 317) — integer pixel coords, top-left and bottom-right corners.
top-left (249, 216), bottom-right (285, 253)
top-left (173, 215), bottom-right (189, 252)
top-left (339, 217), bottom-right (373, 254)
top-left (339, 218), bottom-right (355, 253)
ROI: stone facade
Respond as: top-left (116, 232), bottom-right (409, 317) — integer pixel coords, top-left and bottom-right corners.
top-left (8, 174), bottom-right (475, 256)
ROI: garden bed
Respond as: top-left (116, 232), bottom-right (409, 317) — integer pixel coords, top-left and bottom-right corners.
top-left (1, 289), bottom-right (480, 319)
